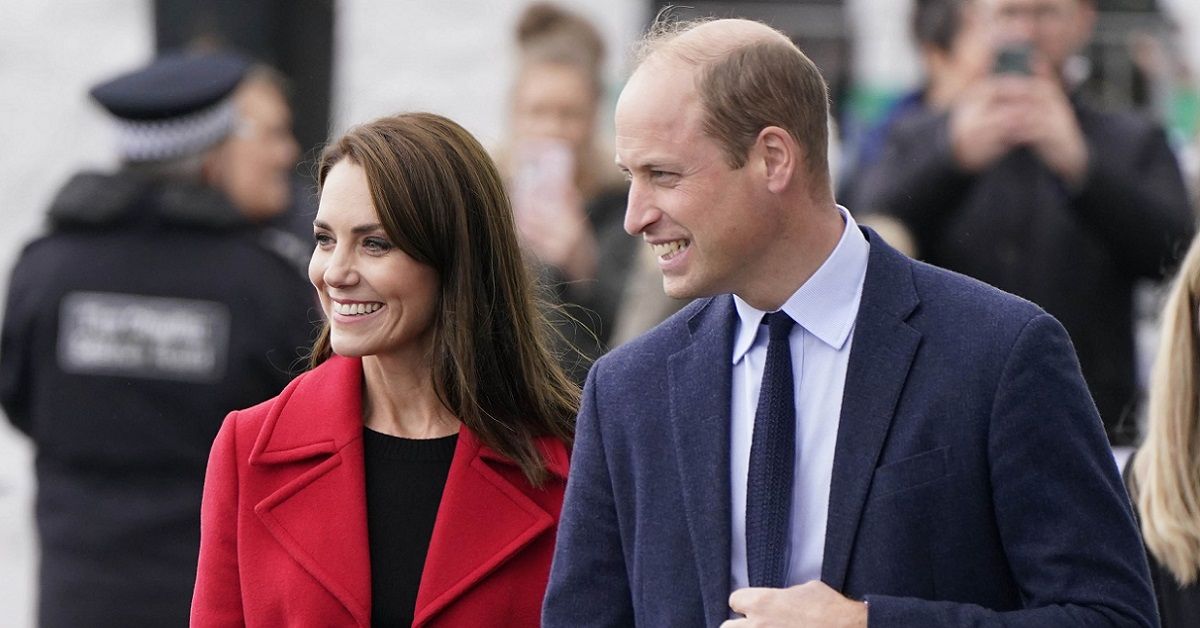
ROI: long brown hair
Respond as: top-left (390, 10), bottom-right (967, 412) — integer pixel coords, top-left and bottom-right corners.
top-left (312, 112), bottom-right (578, 485)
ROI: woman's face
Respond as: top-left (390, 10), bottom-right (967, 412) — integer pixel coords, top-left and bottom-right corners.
top-left (309, 160), bottom-right (440, 363)
top-left (511, 62), bottom-right (597, 151)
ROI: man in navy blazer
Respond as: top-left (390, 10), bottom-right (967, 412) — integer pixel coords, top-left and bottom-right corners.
top-left (543, 17), bottom-right (1157, 628)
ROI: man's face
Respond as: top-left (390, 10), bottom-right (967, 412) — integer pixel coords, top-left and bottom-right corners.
top-left (208, 80), bottom-right (301, 222)
top-left (615, 59), bottom-right (774, 300)
top-left (982, 0), bottom-right (1096, 71)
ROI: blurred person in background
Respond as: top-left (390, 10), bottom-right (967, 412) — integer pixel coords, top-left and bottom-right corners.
top-left (498, 2), bottom-right (642, 381)
top-left (1126, 233), bottom-right (1200, 627)
top-left (192, 113), bottom-right (577, 627)
top-left (0, 51), bottom-right (315, 627)
top-left (844, 0), bottom-right (991, 205)
top-left (854, 0), bottom-right (1195, 446)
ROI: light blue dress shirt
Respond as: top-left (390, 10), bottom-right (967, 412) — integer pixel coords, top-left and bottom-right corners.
top-left (729, 207), bottom-right (870, 592)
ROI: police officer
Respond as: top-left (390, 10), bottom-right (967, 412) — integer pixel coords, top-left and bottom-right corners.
top-left (0, 51), bottom-right (317, 627)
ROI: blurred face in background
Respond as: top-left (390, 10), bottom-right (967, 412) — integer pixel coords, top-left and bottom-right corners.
top-left (982, 0), bottom-right (1096, 71)
top-left (511, 62), bottom-right (598, 154)
top-left (207, 79), bottom-right (301, 222)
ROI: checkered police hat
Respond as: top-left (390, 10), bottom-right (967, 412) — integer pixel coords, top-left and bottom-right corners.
top-left (90, 51), bottom-right (251, 162)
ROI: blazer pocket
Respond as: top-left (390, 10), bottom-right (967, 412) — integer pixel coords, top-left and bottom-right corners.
top-left (870, 446), bottom-right (949, 499)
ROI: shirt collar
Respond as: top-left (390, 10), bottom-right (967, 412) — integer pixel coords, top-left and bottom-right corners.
top-left (732, 206), bottom-right (869, 364)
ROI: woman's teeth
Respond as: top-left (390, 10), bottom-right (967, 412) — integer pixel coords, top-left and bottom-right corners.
top-left (333, 302), bottom-right (382, 316)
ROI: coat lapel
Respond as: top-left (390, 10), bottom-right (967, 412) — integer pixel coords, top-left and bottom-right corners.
top-left (821, 231), bottom-right (921, 591)
top-left (668, 296), bottom-right (737, 626)
top-left (412, 429), bottom-right (568, 627)
top-left (250, 356), bottom-right (372, 627)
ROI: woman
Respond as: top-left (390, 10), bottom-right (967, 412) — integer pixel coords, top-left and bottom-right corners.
top-left (498, 2), bottom-right (655, 380)
top-left (1127, 234), bottom-right (1200, 627)
top-left (191, 113), bottom-right (578, 627)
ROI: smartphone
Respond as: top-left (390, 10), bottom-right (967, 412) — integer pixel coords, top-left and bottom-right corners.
top-left (993, 43), bottom-right (1032, 76)
top-left (511, 138), bottom-right (575, 222)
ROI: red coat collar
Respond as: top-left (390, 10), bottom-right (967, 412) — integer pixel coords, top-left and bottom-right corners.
top-left (247, 355), bottom-right (568, 626)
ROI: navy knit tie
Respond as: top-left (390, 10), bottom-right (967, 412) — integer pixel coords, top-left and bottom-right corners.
top-left (746, 311), bottom-right (796, 589)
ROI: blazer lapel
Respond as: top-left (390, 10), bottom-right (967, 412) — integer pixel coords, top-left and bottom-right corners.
top-left (250, 356), bottom-right (372, 627)
top-left (821, 231), bottom-right (921, 591)
top-left (412, 429), bottom-right (567, 627)
top-left (668, 296), bottom-right (737, 626)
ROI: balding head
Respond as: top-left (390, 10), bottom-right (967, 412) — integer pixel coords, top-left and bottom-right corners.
top-left (629, 18), bottom-right (831, 181)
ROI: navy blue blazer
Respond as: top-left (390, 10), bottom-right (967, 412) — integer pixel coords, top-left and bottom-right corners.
top-left (543, 229), bottom-right (1157, 627)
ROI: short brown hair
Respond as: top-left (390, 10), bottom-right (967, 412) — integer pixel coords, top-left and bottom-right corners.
top-left (313, 112), bottom-right (578, 485)
top-left (636, 18), bottom-right (830, 175)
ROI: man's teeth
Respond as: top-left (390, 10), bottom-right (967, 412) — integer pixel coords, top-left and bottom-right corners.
top-left (651, 240), bottom-right (689, 259)
top-left (333, 302), bottom-right (382, 316)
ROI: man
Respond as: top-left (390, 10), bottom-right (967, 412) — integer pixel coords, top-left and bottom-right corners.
top-left (543, 18), bottom-right (1158, 627)
top-left (0, 52), bottom-right (315, 627)
top-left (854, 0), bottom-right (1194, 446)
top-left (843, 0), bottom-right (992, 212)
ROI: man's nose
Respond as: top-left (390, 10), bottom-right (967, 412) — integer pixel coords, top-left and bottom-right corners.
top-left (623, 179), bottom-right (656, 236)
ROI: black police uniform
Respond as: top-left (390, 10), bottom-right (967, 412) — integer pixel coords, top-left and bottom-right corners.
top-left (0, 53), bottom-right (318, 628)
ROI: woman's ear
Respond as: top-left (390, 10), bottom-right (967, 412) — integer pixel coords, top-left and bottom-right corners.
top-left (755, 126), bottom-right (797, 194)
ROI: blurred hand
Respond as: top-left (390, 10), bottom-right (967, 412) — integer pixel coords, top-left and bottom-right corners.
top-left (950, 58), bottom-right (1087, 186)
top-left (721, 581), bottom-right (868, 628)
top-left (510, 139), bottom-right (598, 282)
top-left (949, 80), bottom-right (1023, 173)
top-left (513, 185), bottom-right (597, 282)
top-left (1002, 59), bottom-right (1089, 187)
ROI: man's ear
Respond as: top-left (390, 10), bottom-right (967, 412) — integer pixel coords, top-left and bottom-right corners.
top-left (755, 126), bottom-right (797, 194)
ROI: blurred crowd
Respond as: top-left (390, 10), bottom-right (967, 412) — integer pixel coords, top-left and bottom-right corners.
top-left (3, 0), bottom-right (1200, 626)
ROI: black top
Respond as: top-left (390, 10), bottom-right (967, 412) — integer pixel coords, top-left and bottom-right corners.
top-left (363, 428), bottom-right (458, 628)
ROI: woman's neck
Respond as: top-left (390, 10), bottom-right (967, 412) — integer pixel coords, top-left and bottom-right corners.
top-left (360, 354), bottom-right (461, 439)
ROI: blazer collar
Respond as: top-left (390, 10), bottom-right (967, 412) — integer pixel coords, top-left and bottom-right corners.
top-left (249, 354), bottom-right (365, 466)
top-left (247, 355), bottom-right (568, 627)
top-left (670, 295), bottom-right (738, 626)
top-left (250, 355), bottom-right (373, 626)
top-left (414, 429), bottom-right (567, 626)
top-left (821, 228), bottom-right (922, 590)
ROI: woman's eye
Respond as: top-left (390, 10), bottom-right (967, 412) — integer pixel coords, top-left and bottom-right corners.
top-left (363, 238), bottom-right (393, 253)
top-left (313, 233), bottom-right (333, 246)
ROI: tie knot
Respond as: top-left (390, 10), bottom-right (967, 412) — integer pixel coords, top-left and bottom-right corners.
top-left (763, 311), bottom-right (795, 342)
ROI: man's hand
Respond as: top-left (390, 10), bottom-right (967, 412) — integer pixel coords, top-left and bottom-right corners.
top-left (721, 581), bottom-right (868, 628)
top-left (949, 80), bottom-right (1023, 173)
top-left (950, 57), bottom-right (1088, 187)
top-left (1002, 62), bottom-right (1089, 188)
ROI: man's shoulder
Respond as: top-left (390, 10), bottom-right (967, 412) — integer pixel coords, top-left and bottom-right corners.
top-left (602, 297), bottom-right (708, 356)
top-left (901, 253), bottom-right (1048, 340)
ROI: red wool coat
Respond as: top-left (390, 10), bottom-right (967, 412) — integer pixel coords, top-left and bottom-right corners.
top-left (191, 355), bottom-right (569, 627)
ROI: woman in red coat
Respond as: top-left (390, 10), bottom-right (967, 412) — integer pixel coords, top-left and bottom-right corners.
top-left (191, 112), bottom-right (579, 627)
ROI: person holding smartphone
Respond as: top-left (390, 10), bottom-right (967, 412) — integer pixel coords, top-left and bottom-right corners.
top-left (498, 3), bottom-right (653, 382)
top-left (854, 0), bottom-right (1194, 448)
